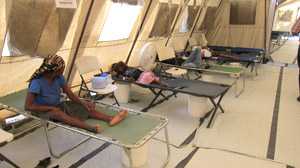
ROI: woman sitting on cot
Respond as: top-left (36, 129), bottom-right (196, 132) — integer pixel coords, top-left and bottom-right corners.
top-left (25, 55), bottom-right (128, 133)
top-left (111, 61), bottom-right (167, 86)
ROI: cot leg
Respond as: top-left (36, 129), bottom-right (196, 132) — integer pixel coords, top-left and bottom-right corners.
top-left (42, 121), bottom-right (91, 158)
top-left (163, 127), bottom-right (171, 168)
top-left (112, 93), bottom-right (120, 106)
top-left (234, 75), bottom-right (245, 97)
top-left (255, 63), bottom-right (258, 76)
top-left (0, 153), bottom-right (20, 168)
top-left (78, 82), bottom-right (84, 97)
top-left (142, 90), bottom-right (163, 112)
top-left (150, 89), bottom-right (168, 99)
top-left (207, 94), bottom-right (225, 128)
top-left (124, 148), bottom-right (133, 168)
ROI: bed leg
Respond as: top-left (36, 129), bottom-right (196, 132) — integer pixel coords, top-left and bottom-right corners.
top-left (163, 127), bottom-right (171, 168)
top-left (207, 94), bottom-right (225, 128)
top-left (234, 75), bottom-right (245, 98)
top-left (42, 121), bottom-right (91, 158)
top-left (112, 93), bottom-right (120, 106)
top-left (124, 148), bottom-right (133, 168)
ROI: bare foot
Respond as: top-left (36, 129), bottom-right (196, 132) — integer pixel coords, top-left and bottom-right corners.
top-left (88, 125), bottom-right (102, 133)
top-left (109, 110), bottom-right (128, 126)
top-left (94, 125), bottom-right (102, 133)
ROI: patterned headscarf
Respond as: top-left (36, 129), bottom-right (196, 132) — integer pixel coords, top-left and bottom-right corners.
top-left (29, 55), bottom-right (65, 82)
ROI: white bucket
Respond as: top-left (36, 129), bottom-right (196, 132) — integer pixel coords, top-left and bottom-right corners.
top-left (122, 143), bottom-right (149, 168)
top-left (114, 82), bottom-right (131, 103)
top-left (188, 95), bottom-right (209, 118)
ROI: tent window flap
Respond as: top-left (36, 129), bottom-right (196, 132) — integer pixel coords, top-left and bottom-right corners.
top-left (98, 1), bottom-right (143, 41)
top-left (230, 0), bottom-right (257, 25)
top-left (149, 3), bottom-right (179, 38)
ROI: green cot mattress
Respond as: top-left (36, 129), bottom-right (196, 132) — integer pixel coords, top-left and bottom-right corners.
top-left (199, 64), bottom-right (243, 74)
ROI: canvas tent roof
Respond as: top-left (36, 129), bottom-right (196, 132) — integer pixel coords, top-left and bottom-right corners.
top-left (0, 0), bottom-right (275, 96)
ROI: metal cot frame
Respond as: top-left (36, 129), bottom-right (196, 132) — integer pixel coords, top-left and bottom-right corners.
top-left (158, 62), bottom-right (245, 97)
top-left (203, 54), bottom-right (262, 76)
top-left (114, 77), bottom-right (230, 128)
top-left (0, 102), bottom-right (170, 168)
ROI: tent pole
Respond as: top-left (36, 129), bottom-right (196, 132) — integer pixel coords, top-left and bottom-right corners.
top-left (66, 0), bottom-right (95, 82)
top-left (188, 0), bottom-right (208, 39)
top-left (265, 0), bottom-right (277, 62)
top-left (125, 0), bottom-right (153, 64)
top-left (264, 0), bottom-right (268, 59)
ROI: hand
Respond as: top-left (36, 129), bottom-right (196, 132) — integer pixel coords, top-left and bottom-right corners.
top-left (83, 101), bottom-right (95, 112)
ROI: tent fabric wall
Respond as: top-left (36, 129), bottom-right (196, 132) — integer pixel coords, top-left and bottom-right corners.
top-left (67, 0), bottom-right (150, 86)
top-left (149, 3), bottom-right (179, 38)
top-left (199, 7), bottom-right (217, 33)
top-left (127, 0), bottom-right (204, 67)
top-left (0, 0), bottom-right (80, 95)
top-left (205, 0), bottom-right (266, 49)
top-left (0, 58), bottom-right (43, 97)
top-left (0, 0), bottom-right (7, 62)
top-left (6, 0), bottom-right (76, 57)
top-left (190, 0), bottom-right (210, 47)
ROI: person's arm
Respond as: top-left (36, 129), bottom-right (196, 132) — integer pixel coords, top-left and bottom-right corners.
top-left (25, 92), bottom-right (58, 112)
top-left (62, 85), bottom-right (94, 111)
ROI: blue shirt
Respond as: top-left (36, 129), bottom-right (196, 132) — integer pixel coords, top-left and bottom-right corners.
top-left (28, 75), bottom-right (66, 106)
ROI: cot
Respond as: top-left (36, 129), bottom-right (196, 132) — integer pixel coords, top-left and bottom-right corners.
top-left (113, 76), bottom-right (231, 128)
top-left (158, 62), bottom-right (245, 97)
top-left (0, 90), bottom-right (170, 167)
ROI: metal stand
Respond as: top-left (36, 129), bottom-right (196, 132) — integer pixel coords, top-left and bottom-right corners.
top-left (206, 92), bottom-right (227, 128)
top-left (42, 121), bottom-right (91, 158)
top-left (141, 88), bottom-right (179, 112)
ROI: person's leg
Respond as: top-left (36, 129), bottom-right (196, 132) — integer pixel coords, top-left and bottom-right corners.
top-left (49, 108), bottom-right (101, 133)
top-left (64, 101), bottom-right (128, 126)
top-left (87, 107), bottom-right (128, 126)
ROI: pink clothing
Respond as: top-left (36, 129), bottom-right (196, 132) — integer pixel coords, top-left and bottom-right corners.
top-left (137, 71), bottom-right (159, 85)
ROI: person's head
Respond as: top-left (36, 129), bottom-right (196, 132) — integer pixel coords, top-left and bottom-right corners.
top-left (202, 45), bottom-right (208, 50)
top-left (111, 61), bottom-right (128, 76)
top-left (29, 54), bottom-right (65, 82)
top-left (192, 46), bottom-right (201, 52)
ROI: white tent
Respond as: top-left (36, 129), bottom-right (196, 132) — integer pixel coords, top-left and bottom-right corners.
top-left (0, 0), bottom-right (277, 96)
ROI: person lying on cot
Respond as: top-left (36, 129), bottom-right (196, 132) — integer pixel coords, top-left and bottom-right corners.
top-left (111, 61), bottom-right (142, 81)
top-left (182, 46), bottom-right (201, 67)
top-left (201, 46), bottom-right (212, 58)
top-left (111, 61), bottom-right (168, 86)
top-left (25, 55), bottom-right (128, 133)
